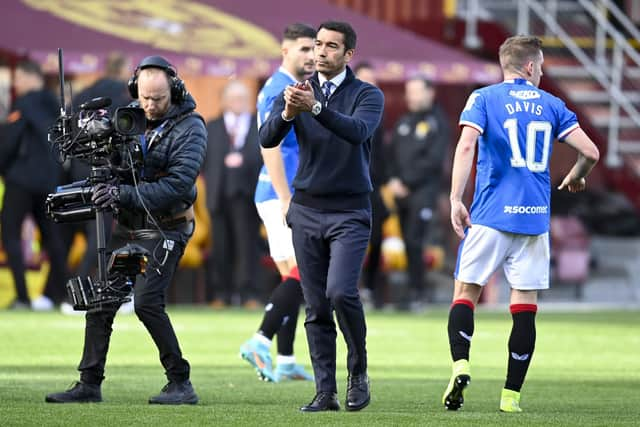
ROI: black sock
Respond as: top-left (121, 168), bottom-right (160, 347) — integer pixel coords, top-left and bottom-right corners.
top-left (257, 277), bottom-right (303, 354)
top-left (448, 299), bottom-right (475, 361)
top-left (275, 282), bottom-right (302, 356)
top-left (505, 304), bottom-right (537, 392)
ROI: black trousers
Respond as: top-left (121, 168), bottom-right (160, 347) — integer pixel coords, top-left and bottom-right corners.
top-left (395, 193), bottom-right (432, 299)
top-left (0, 182), bottom-right (68, 303)
top-left (78, 228), bottom-right (191, 385)
top-left (207, 195), bottom-right (260, 304)
top-left (287, 202), bottom-right (370, 393)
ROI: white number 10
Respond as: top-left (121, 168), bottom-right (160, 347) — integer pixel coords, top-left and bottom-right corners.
top-left (503, 119), bottom-right (551, 172)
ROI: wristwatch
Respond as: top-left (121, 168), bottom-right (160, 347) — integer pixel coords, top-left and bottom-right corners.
top-left (311, 101), bottom-right (322, 116)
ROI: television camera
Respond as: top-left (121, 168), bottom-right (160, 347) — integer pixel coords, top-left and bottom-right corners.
top-left (46, 96), bottom-right (146, 223)
top-left (45, 48), bottom-right (149, 311)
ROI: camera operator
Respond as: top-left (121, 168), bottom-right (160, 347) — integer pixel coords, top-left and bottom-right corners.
top-left (46, 56), bottom-right (207, 405)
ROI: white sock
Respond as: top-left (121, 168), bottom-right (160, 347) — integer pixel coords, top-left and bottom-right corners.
top-left (276, 355), bottom-right (296, 365)
top-left (253, 333), bottom-right (272, 347)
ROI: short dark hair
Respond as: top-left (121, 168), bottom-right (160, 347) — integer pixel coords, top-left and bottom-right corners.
top-left (353, 61), bottom-right (373, 75)
top-left (283, 23), bottom-right (316, 41)
top-left (318, 20), bottom-right (357, 51)
top-left (15, 59), bottom-right (43, 79)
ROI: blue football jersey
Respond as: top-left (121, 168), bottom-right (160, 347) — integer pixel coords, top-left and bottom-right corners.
top-left (459, 78), bottom-right (579, 235)
top-left (254, 68), bottom-right (300, 203)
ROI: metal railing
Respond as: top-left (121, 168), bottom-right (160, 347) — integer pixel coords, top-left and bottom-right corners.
top-left (575, 0), bottom-right (640, 166)
top-left (459, 0), bottom-right (640, 167)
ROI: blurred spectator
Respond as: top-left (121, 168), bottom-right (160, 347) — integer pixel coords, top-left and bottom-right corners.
top-left (353, 61), bottom-right (389, 309)
top-left (0, 59), bottom-right (68, 310)
top-left (388, 75), bottom-right (450, 309)
top-left (202, 80), bottom-right (262, 307)
top-left (64, 52), bottom-right (131, 282)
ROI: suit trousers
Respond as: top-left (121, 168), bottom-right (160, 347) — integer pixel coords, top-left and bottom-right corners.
top-left (396, 192), bottom-right (432, 298)
top-left (78, 230), bottom-right (190, 385)
top-left (287, 202), bottom-right (370, 393)
top-left (207, 195), bottom-right (260, 304)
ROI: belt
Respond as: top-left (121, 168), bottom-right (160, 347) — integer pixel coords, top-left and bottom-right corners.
top-left (116, 228), bottom-right (165, 240)
top-left (115, 220), bottom-right (193, 241)
top-left (149, 206), bottom-right (194, 229)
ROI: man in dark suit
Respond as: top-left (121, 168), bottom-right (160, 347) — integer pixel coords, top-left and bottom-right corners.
top-left (203, 80), bottom-right (262, 307)
top-left (260, 21), bottom-right (384, 413)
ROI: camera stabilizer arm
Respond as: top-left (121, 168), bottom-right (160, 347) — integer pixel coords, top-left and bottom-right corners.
top-left (46, 49), bottom-right (149, 311)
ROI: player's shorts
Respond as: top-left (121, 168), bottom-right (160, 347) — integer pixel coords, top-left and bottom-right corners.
top-left (454, 224), bottom-right (550, 290)
top-left (256, 199), bottom-right (295, 262)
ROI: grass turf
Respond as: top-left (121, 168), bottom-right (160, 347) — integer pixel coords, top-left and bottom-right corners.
top-left (1, 307), bottom-right (638, 426)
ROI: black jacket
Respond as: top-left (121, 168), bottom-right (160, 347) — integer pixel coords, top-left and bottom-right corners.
top-left (118, 94), bottom-right (207, 218)
top-left (389, 105), bottom-right (450, 205)
top-left (0, 89), bottom-right (62, 193)
top-left (202, 115), bottom-right (261, 213)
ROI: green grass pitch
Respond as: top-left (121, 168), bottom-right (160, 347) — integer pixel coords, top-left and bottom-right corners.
top-left (1, 307), bottom-right (638, 426)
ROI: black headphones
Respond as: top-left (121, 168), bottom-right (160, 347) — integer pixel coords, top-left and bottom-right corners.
top-left (127, 55), bottom-right (187, 104)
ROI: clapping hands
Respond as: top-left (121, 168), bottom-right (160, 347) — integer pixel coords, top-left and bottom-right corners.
top-left (282, 80), bottom-right (315, 120)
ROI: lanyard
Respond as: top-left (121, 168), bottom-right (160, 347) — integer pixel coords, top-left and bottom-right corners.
top-left (139, 120), bottom-right (170, 178)
top-left (140, 120), bottom-right (170, 157)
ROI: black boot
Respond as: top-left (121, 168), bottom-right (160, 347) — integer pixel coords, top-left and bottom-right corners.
top-left (45, 381), bottom-right (102, 403)
top-left (346, 374), bottom-right (370, 411)
top-left (149, 380), bottom-right (198, 405)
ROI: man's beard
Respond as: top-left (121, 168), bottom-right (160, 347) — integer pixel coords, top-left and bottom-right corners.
top-left (298, 65), bottom-right (314, 79)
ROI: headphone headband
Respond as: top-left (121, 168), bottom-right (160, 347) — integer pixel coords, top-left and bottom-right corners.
top-left (135, 55), bottom-right (177, 77)
top-left (128, 55), bottom-right (186, 103)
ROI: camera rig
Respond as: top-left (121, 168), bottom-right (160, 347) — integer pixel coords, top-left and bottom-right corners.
top-left (46, 48), bottom-right (149, 311)
top-left (66, 243), bottom-right (149, 310)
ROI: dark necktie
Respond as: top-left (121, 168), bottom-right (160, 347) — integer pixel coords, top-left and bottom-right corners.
top-left (227, 117), bottom-right (239, 150)
top-left (322, 81), bottom-right (334, 100)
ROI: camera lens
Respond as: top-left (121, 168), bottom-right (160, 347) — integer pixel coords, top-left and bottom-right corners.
top-left (114, 107), bottom-right (145, 135)
top-left (117, 112), bottom-right (134, 133)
